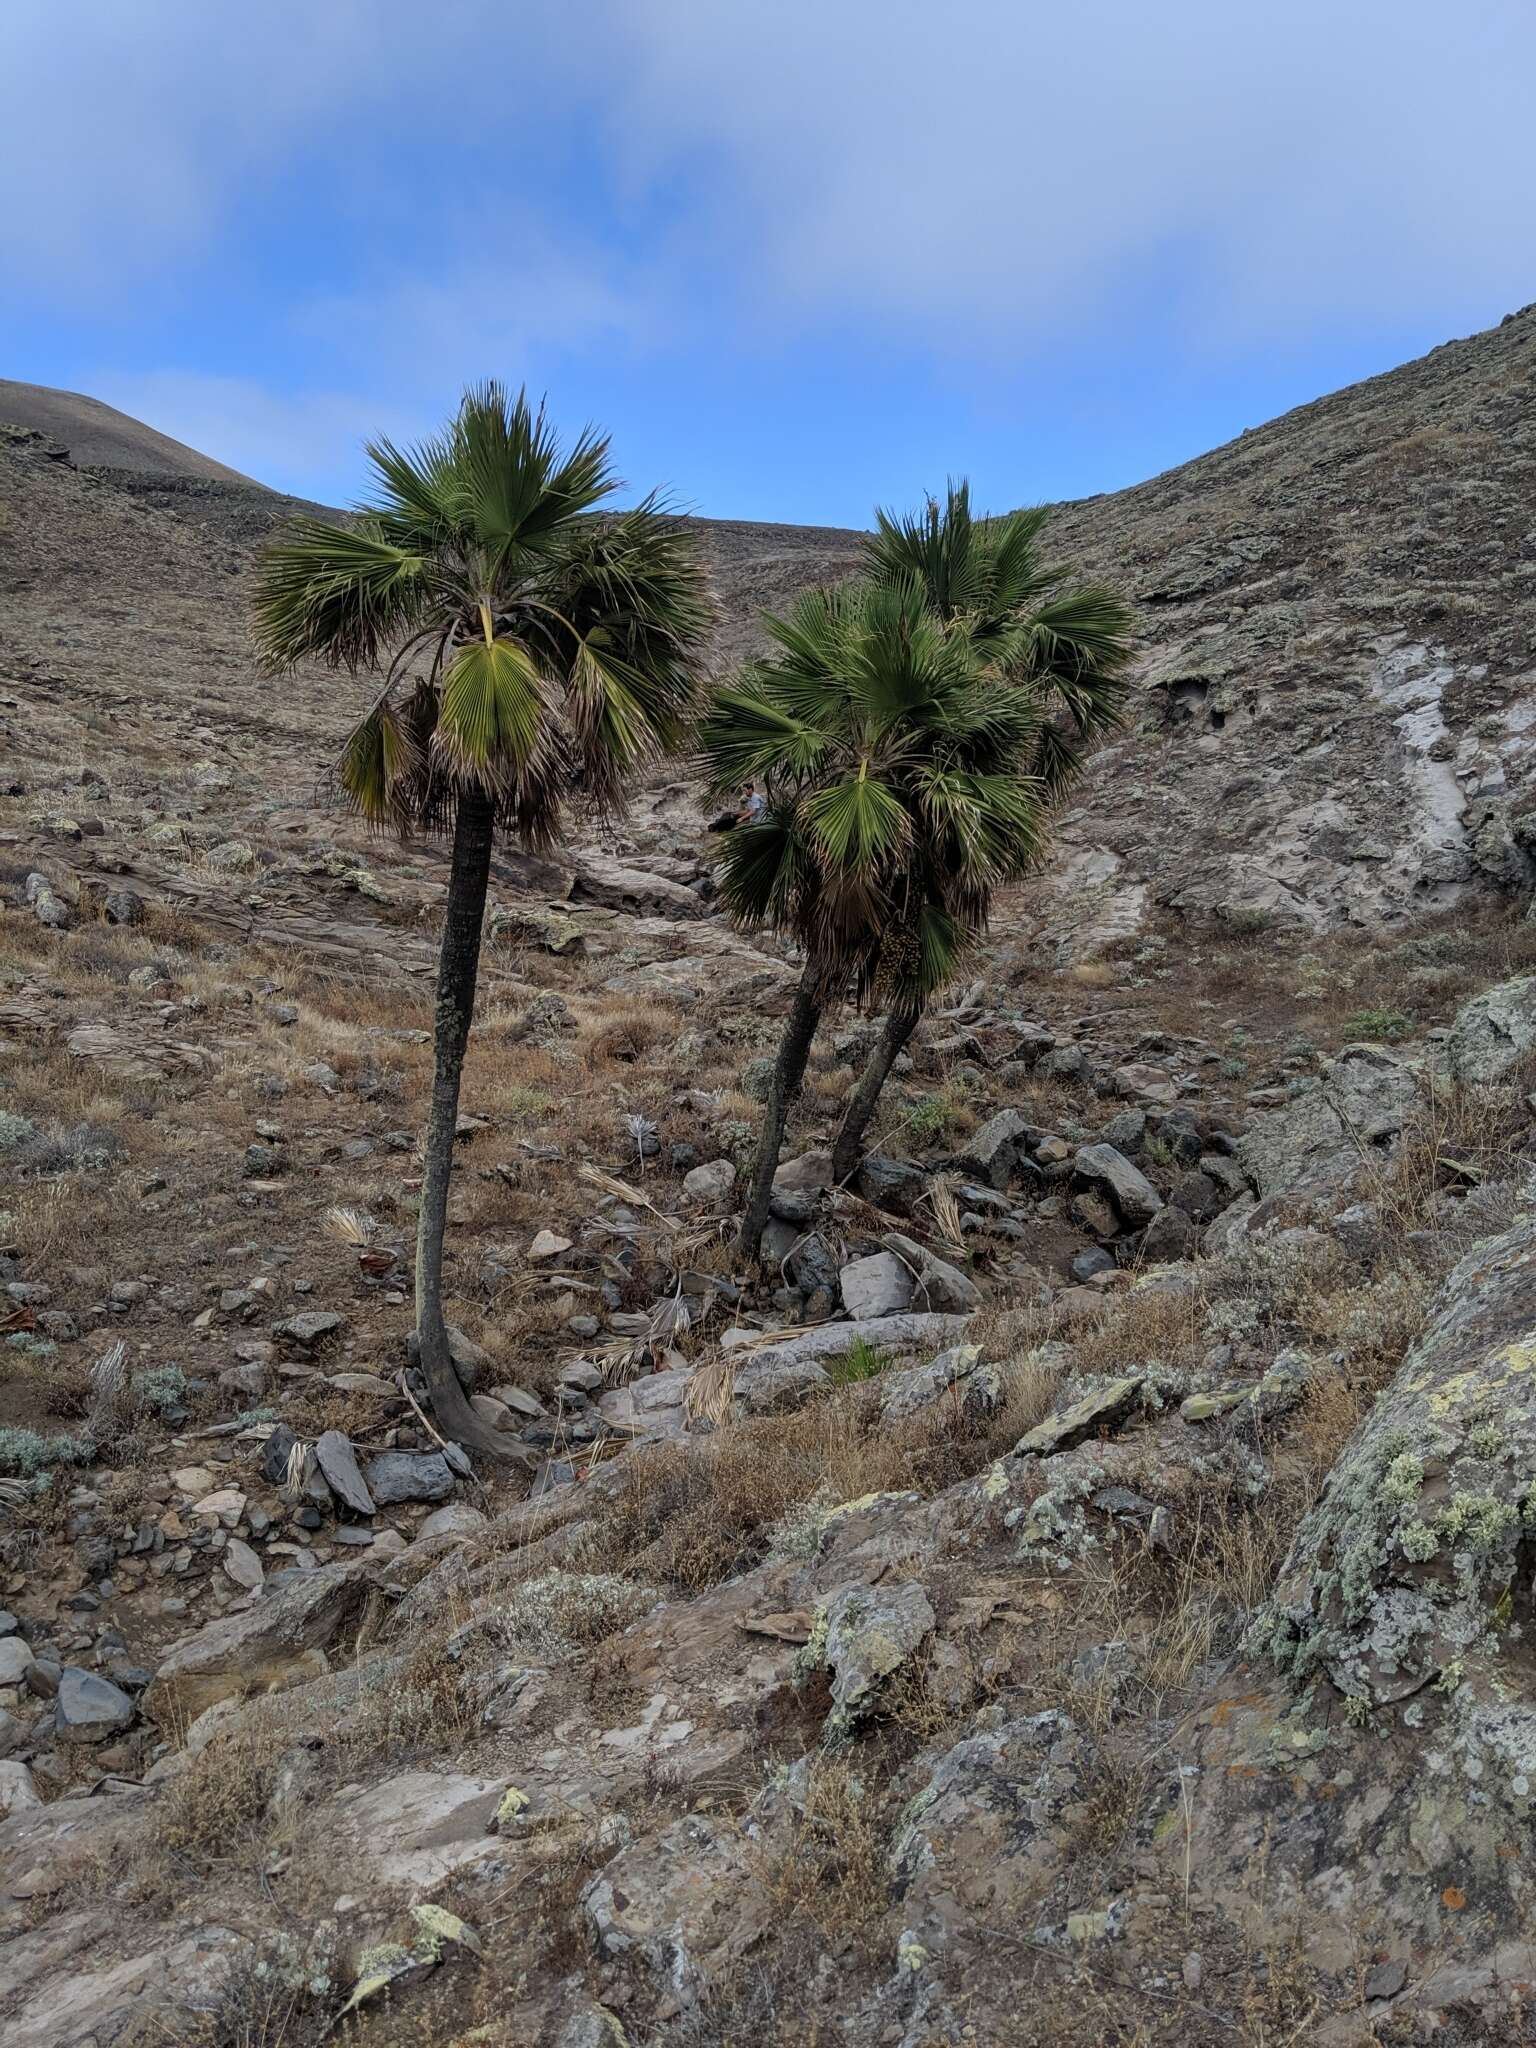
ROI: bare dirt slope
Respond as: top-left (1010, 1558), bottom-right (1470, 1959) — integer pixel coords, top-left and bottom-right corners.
top-left (0, 381), bottom-right (261, 485)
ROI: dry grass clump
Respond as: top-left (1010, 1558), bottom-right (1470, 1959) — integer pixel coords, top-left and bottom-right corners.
top-left (588, 1365), bottom-right (1036, 1592)
top-left (1067, 1284), bottom-right (1208, 1376)
top-left (1370, 1059), bottom-right (1536, 1238)
top-left (578, 998), bottom-right (684, 1071)
top-left (754, 1759), bottom-right (892, 1956)
top-left (151, 1724), bottom-right (286, 1864)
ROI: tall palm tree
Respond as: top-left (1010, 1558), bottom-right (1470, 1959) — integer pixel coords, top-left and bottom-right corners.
top-left (827, 485), bottom-right (1135, 1182)
top-left (252, 385), bottom-right (712, 1456)
top-left (700, 576), bottom-right (1049, 1258)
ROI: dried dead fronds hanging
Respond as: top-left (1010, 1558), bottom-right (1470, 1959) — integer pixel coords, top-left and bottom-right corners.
top-left (684, 1354), bottom-right (737, 1430)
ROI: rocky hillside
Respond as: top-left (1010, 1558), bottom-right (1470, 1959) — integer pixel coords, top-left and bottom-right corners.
top-left (6, 324), bottom-right (1536, 2045)
top-left (6, 303), bottom-right (1536, 945)
top-left (1042, 304), bottom-right (1536, 952)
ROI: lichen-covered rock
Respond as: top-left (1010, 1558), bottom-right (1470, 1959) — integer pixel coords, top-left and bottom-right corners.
top-left (581, 1813), bottom-right (771, 2016)
top-left (1447, 975), bottom-right (1536, 1084)
top-left (889, 1709), bottom-right (1086, 1959)
top-left (808, 1579), bottom-right (935, 1741)
top-left (1264, 1218), bottom-right (1536, 1706)
top-left (878, 1344), bottom-right (1001, 1425)
top-left (1015, 1375), bottom-right (1145, 1457)
top-left (1238, 1043), bottom-right (1420, 1199)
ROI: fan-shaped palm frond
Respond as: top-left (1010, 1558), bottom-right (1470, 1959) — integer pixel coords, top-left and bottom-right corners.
top-left (254, 382), bottom-right (712, 849)
top-left (864, 479), bottom-right (1136, 792)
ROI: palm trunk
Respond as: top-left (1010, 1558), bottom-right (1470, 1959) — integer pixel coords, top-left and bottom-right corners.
top-left (738, 961), bottom-right (824, 1262)
top-left (832, 1003), bottom-right (921, 1184)
top-left (416, 788), bottom-right (528, 1463)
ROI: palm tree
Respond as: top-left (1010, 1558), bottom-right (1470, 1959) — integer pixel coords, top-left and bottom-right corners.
top-left (252, 385), bottom-right (712, 1456)
top-left (826, 485), bottom-right (1135, 1183)
top-left (700, 576), bottom-right (1049, 1259)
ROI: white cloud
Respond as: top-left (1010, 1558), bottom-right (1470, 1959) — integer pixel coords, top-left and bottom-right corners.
top-left (595, 0), bottom-right (1536, 346)
top-left (9, 0), bottom-right (1534, 439)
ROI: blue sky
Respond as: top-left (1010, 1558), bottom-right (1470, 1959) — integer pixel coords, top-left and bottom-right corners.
top-left (4, 1), bottom-right (1533, 525)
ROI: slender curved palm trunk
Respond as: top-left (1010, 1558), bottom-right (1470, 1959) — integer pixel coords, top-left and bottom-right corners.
top-left (416, 789), bottom-right (526, 1461)
top-left (831, 1003), bottom-right (921, 1184)
top-left (738, 961), bottom-right (824, 1262)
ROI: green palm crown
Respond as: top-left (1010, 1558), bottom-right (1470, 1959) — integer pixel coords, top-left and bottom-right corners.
top-left (252, 381), bottom-right (714, 847)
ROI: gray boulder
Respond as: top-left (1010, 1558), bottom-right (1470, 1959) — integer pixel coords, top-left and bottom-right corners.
top-left (55, 1667), bottom-right (136, 1743)
top-left (721, 1312), bottom-right (972, 1374)
top-left (682, 1158), bottom-right (737, 1205)
top-left (0, 1637), bottom-right (35, 1686)
top-left (881, 1231), bottom-right (983, 1312)
top-left (731, 1355), bottom-right (833, 1417)
top-left (365, 1451), bottom-right (455, 1505)
top-left (417, 1503), bottom-right (490, 1542)
top-left (950, 1109), bottom-right (1032, 1190)
top-left (314, 1431), bottom-right (375, 1516)
top-left (0, 1757), bottom-right (41, 1815)
top-left (854, 1153), bottom-right (930, 1216)
top-left (1140, 1204), bottom-right (1196, 1262)
top-left (1446, 975), bottom-right (1536, 1084)
top-left (24, 872), bottom-right (71, 929)
top-left (1072, 1143), bottom-right (1161, 1227)
top-left (275, 1310), bottom-right (344, 1349)
top-left (839, 1251), bottom-right (915, 1319)
top-left (146, 1561), bottom-right (367, 1722)
top-left (1238, 1044), bottom-right (1419, 1200)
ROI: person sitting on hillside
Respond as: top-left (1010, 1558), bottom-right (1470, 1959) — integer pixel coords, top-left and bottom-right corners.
top-left (707, 784), bottom-right (765, 832)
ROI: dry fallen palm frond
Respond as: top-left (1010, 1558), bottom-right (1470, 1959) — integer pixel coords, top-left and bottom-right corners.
top-left (282, 1438), bottom-right (311, 1499)
top-left (324, 1205), bottom-right (375, 1247)
top-left (923, 1174), bottom-right (967, 1259)
top-left (684, 1355), bottom-right (736, 1429)
top-left (89, 1339), bottom-right (129, 1412)
top-left (578, 1162), bottom-right (681, 1231)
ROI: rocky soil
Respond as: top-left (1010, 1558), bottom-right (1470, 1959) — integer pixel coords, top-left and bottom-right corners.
top-left (5, 322), bottom-right (1536, 2045)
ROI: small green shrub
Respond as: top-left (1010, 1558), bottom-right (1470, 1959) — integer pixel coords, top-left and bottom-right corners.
top-left (828, 1336), bottom-right (887, 1386)
top-left (1343, 1006), bottom-right (1415, 1044)
top-left (5, 1333), bottom-right (58, 1360)
top-left (1222, 906), bottom-right (1278, 936)
top-left (0, 1426), bottom-right (95, 1479)
top-left (0, 1117), bottom-right (120, 1173)
top-left (0, 1112), bottom-right (38, 1153)
top-left (131, 1363), bottom-right (189, 1415)
top-left (500, 1083), bottom-right (552, 1119)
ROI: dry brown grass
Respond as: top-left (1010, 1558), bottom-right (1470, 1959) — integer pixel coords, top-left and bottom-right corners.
top-left (151, 1724), bottom-right (285, 1864)
top-left (753, 1757), bottom-right (892, 1956)
top-left (586, 1357), bottom-right (1041, 1592)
